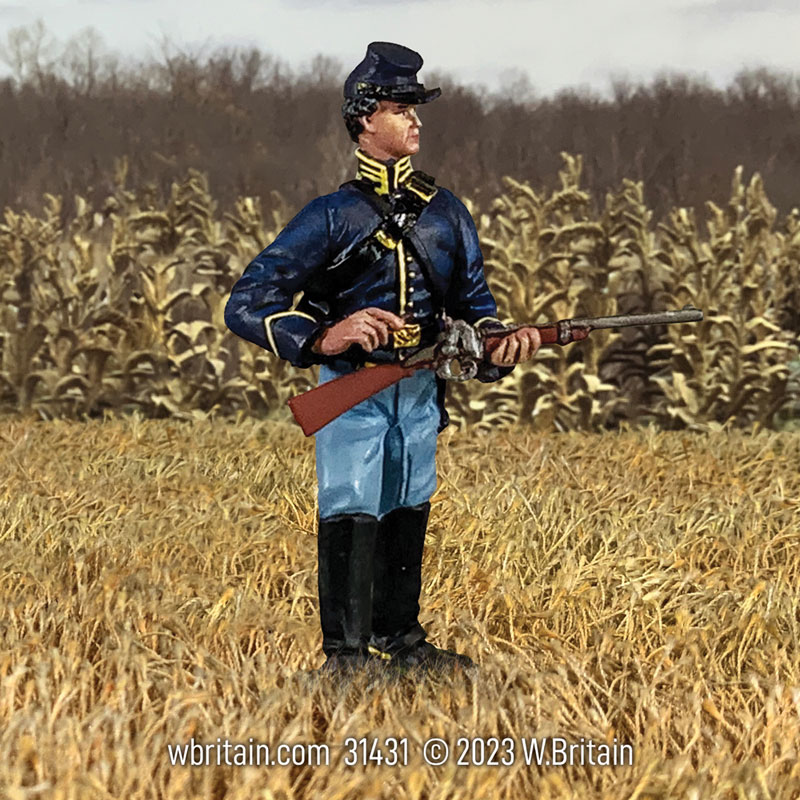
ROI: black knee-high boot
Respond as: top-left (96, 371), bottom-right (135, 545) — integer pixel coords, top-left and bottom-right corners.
top-left (372, 502), bottom-right (475, 672)
top-left (317, 513), bottom-right (378, 669)
top-left (370, 502), bottom-right (430, 654)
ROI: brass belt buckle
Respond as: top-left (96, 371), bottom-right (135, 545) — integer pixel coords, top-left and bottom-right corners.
top-left (392, 323), bottom-right (421, 348)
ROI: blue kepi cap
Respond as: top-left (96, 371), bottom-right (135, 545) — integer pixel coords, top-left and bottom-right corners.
top-left (344, 42), bottom-right (441, 104)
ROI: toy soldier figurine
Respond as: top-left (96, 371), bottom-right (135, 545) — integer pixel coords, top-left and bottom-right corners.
top-left (225, 42), bottom-right (540, 675)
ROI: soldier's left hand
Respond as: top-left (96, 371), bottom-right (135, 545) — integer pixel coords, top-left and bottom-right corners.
top-left (489, 327), bottom-right (541, 366)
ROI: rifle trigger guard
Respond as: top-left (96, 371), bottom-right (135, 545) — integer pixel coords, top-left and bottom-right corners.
top-left (435, 317), bottom-right (483, 381)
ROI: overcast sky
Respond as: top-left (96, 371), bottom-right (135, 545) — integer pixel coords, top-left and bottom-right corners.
top-left (1, 0), bottom-right (799, 96)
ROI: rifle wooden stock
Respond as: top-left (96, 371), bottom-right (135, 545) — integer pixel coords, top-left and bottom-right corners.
top-left (287, 362), bottom-right (420, 436)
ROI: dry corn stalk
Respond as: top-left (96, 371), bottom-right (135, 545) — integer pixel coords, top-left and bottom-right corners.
top-left (649, 168), bottom-right (798, 430)
top-left (0, 157), bottom-right (798, 430)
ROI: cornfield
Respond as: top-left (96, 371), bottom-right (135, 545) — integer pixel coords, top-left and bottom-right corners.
top-left (1, 415), bottom-right (799, 798)
top-left (1, 153), bottom-right (798, 431)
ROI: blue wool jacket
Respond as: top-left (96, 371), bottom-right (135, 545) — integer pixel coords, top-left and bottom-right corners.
top-left (224, 162), bottom-right (512, 428)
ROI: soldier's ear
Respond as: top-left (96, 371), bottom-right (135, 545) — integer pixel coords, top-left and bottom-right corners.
top-left (359, 112), bottom-right (377, 133)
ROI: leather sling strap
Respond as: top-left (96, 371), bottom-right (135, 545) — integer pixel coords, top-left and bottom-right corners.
top-left (324, 171), bottom-right (437, 289)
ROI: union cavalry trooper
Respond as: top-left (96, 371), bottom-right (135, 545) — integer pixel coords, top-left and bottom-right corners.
top-left (224, 42), bottom-right (540, 675)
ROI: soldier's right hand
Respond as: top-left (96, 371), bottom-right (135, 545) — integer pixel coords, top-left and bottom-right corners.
top-left (312, 307), bottom-right (406, 355)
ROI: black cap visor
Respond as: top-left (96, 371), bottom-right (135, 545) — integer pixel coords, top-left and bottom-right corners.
top-left (392, 87), bottom-right (442, 104)
top-left (354, 83), bottom-right (441, 104)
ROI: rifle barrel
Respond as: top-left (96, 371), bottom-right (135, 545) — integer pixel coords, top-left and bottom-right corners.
top-left (498, 306), bottom-right (704, 334)
top-left (571, 307), bottom-right (704, 330)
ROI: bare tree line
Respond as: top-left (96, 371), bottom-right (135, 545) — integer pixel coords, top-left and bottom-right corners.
top-left (2, 21), bottom-right (800, 222)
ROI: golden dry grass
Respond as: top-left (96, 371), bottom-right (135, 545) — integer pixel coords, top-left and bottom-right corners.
top-left (2, 415), bottom-right (799, 798)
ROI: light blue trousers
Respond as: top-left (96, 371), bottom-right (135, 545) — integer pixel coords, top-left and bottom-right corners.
top-left (315, 363), bottom-right (440, 520)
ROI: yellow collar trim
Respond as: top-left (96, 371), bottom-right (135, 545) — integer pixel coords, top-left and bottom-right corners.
top-left (355, 149), bottom-right (413, 195)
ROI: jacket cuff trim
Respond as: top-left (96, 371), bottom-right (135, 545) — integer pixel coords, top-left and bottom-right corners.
top-left (264, 311), bottom-right (317, 357)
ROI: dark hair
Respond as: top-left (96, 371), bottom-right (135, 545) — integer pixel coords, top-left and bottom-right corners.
top-left (342, 95), bottom-right (380, 142)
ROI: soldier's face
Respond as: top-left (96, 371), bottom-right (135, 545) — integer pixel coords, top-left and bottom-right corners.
top-left (360, 101), bottom-right (422, 159)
